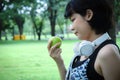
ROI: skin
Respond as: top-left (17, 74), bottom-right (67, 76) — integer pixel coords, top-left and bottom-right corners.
top-left (47, 9), bottom-right (120, 80)
top-left (47, 41), bottom-right (66, 80)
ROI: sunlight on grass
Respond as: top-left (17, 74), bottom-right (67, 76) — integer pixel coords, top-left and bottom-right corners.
top-left (0, 40), bottom-right (79, 80)
top-left (0, 40), bottom-right (59, 80)
top-left (0, 38), bottom-right (119, 80)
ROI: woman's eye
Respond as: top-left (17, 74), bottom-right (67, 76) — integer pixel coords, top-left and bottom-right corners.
top-left (71, 18), bottom-right (75, 22)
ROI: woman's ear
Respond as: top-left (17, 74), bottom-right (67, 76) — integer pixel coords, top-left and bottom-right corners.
top-left (84, 9), bottom-right (93, 21)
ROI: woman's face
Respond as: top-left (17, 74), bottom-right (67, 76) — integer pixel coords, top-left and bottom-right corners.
top-left (70, 13), bottom-right (95, 40)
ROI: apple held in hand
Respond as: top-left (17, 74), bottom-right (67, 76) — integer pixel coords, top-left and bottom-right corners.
top-left (50, 36), bottom-right (62, 48)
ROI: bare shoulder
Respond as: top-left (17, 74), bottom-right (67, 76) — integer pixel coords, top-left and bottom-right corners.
top-left (98, 44), bottom-right (120, 59)
top-left (97, 44), bottom-right (120, 80)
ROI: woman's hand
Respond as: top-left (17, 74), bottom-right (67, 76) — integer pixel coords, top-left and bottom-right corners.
top-left (47, 39), bottom-right (66, 80)
top-left (47, 39), bottom-right (62, 62)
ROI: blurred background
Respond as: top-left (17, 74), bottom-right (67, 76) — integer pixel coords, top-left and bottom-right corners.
top-left (0, 0), bottom-right (120, 80)
top-left (0, 0), bottom-right (120, 41)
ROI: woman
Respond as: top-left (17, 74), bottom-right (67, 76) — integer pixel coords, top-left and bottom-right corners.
top-left (47, 0), bottom-right (120, 80)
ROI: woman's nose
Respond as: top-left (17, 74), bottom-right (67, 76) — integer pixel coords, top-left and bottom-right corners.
top-left (69, 24), bottom-right (74, 31)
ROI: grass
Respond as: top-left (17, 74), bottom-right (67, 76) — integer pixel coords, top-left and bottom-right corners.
top-left (0, 39), bottom-right (79, 80)
top-left (0, 38), bottom-right (120, 80)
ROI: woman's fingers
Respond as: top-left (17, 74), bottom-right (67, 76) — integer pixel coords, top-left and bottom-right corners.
top-left (47, 39), bottom-right (52, 51)
top-left (50, 42), bottom-right (61, 53)
top-left (47, 39), bottom-right (62, 60)
top-left (50, 48), bottom-right (62, 58)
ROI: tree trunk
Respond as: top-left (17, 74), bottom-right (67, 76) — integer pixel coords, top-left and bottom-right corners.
top-left (57, 22), bottom-right (64, 34)
top-left (50, 18), bottom-right (55, 36)
top-left (38, 20), bottom-right (43, 40)
top-left (107, 0), bottom-right (116, 42)
top-left (37, 32), bottom-right (40, 40)
top-left (14, 15), bottom-right (25, 40)
top-left (108, 21), bottom-right (116, 42)
top-left (30, 15), bottom-right (37, 40)
top-left (12, 27), bottom-right (15, 40)
top-left (5, 30), bottom-right (8, 40)
top-left (0, 30), bottom-right (1, 40)
top-left (49, 10), bottom-right (57, 36)
top-left (18, 26), bottom-right (23, 40)
top-left (48, 0), bottom-right (57, 36)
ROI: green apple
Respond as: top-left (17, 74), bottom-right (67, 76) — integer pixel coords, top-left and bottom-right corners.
top-left (50, 36), bottom-right (62, 48)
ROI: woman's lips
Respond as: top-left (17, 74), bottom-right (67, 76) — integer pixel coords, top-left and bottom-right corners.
top-left (74, 32), bottom-right (78, 36)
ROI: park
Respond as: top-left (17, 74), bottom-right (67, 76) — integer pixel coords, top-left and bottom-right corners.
top-left (0, 0), bottom-right (120, 80)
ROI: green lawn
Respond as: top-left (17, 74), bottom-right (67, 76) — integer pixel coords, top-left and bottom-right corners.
top-left (0, 40), bottom-right (79, 80)
top-left (0, 39), bottom-right (120, 80)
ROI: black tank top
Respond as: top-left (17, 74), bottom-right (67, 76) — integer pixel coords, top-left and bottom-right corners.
top-left (68, 40), bottom-right (119, 80)
top-left (87, 40), bottom-right (119, 80)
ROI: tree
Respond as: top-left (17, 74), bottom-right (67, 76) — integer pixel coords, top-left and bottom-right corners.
top-left (0, 0), bottom-right (6, 40)
top-left (10, 0), bottom-right (35, 40)
top-left (0, 0), bottom-right (35, 40)
top-left (14, 15), bottom-right (25, 39)
top-left (47, 0), bottom-right (69, 36)
top-left (109, 0), bottom-right (120, 42)
top-left (56, 3), bottom-right (67, 35)
top-left (107, 0), bottom-right (116, 42)
top-left (47, 0), bottom-right (57, 36)
top-left (114, 0), bottom-right (120, 34)
top-left (30, 1), bottom-right (46, 40)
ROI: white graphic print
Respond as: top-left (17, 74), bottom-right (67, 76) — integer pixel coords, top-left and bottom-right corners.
top-left (70, 59), bottom-right (90, 80)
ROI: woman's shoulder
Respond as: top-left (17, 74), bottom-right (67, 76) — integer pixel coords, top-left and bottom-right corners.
top-left (98, 44), bottom-right (120, 59)
top-left (96, 43), bottom-right (120, 68)
top-left (96, 43), bottom-right (120, 80)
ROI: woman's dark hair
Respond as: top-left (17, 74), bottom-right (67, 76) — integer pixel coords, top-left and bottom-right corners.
top-left (64, 0), bottom-right (113, 34)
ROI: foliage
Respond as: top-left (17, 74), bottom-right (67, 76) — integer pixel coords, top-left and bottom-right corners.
top-left (114, 0), bottom-right (120, 22)
top-left (0, 0), bottom-right (120, 40)
top-left (0, 0), bottom-right (35, 40)
top-left (46, 0), bottom-right (69, 36)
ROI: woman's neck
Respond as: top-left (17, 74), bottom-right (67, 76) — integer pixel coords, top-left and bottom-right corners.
top-left (88, 32), bottom-right (103, 42)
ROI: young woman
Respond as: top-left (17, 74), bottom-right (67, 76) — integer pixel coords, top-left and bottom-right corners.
top-left (47, 0), bottom-right (120, 80)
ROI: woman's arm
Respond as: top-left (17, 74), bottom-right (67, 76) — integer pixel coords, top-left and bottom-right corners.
top-left (47, 40), bottom-right (67, 80)
top-left (55, 58), bottom-right (67, 80)
top-left (99, 44), bottom-right (120, 80)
